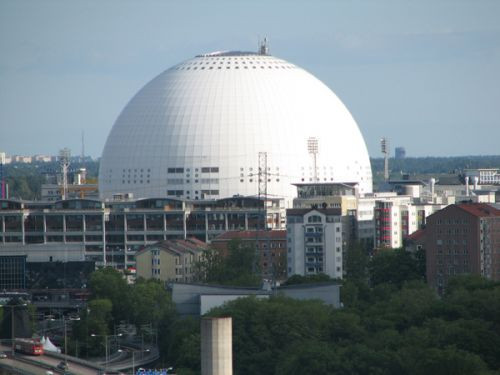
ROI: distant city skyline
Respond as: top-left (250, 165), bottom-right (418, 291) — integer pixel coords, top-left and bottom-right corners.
top-left (1, 0), bottom-right (499, 158)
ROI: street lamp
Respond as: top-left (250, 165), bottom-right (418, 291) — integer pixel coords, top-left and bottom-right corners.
top-left (118, 348), bottom-right (150, 375)
top-left (4, 303), bottom-right (27, 356)
top-left (47, 315), bottom-right (80, 368)
top-left (90, 333), bottom-right (123, 370)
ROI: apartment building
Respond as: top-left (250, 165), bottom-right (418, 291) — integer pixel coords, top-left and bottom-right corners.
top-left (425, 203), bottom-right (500, 293)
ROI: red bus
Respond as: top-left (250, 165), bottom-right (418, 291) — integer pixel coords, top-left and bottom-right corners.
top-left (14, 338), bottom-right (44, 355)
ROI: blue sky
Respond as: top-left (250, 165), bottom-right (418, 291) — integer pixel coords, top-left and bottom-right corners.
top-left (1, 0), bottom-right (499, 158)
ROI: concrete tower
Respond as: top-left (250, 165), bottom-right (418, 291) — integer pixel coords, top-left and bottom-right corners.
top-left (201, 317), bottom-right (233, 375)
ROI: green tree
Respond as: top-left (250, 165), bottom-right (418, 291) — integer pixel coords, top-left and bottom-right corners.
top-left (369, 248), bottom-right (425, 287)
top-left (129, 278), bottom-right (176, 328)
top-left (72, 298), bottom-right (113, 357)
top-left (195, 239), bottom-right (260, 286)
top-left (345, 241), bottom-right (369, 282)
top-left (89, 267), bottom-right (131, 323)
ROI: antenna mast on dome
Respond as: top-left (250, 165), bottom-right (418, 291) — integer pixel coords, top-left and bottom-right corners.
top-left (259, 37), bottom-right (269, 55)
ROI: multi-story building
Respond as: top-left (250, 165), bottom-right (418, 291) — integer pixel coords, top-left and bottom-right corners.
top-left (135, 238), bottom-right (207, 282)
top-left (41, 183), bottom-right (99, 201)
top-left (373, 192), bottom-right (445, 250)
top-left (0, 196), bottom-right (284, 269)
top-left (424, 203), bottom-right (500, 293)
top-left (286, 208), bottom-right (344, 279)
top-left (210, 230), bottom-right (287, 281)
top-left (292, 183), bottom-right (358, 214)
top-left (465, 168), bottom-right (500, 186)
top-left (395, 147), bottom-right (406, 159)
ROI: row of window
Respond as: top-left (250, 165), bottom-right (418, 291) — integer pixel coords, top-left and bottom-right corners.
top-left (167, 167), bottom-right (219, 174)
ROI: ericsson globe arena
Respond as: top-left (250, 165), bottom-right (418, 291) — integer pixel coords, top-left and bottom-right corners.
top-left (99, 49), bottom-right (372, 203)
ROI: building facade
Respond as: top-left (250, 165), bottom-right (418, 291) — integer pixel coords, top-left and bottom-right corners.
top-left (210, 230), bottom-right (287, 281)
top-left (0, 196), bottom-right (284, 269)
top-left (135, 238), bottom-right (207, 283)
top-left (286, 208), bottom-right (344, 279)
top-left (424, 203), bottom-right (500, 293)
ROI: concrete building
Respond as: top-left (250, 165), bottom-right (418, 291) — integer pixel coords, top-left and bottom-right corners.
top-left (424, 203), bottom-right (500, 293)
top-left (0, 196), bottom-right (283, 269)
top-left (465, 168), bottom-right (500, 186)
top-left (135, 238), bottom-right (207, 282)
top-left (292, 183), bottom-right (358, 214)
top-left (171, 282), bottom-right (341, 316)
top-left (210, 230), bottom-right (287, 281)
top-left (286, 208), bottom-right (345, 279)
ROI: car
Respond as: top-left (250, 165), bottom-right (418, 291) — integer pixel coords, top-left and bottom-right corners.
top-left (45, 371), bottom-right (54, 375)
top-left (0, 352), bottom-right (7, 359)
top-left (56, 361), bottom-right (68, 370)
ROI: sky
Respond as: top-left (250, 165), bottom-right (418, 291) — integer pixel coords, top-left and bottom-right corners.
top-left (1, 0), bottom-right (499, 158)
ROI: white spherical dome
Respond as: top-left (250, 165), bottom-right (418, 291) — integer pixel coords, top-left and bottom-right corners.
top-left (99, 51), bottom-right (372, 202)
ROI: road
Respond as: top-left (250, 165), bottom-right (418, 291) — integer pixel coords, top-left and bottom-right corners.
top-left (0, 344), bottom-right (100, 375)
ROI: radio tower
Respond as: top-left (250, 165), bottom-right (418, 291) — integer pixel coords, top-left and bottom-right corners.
top-left (59, 148), bottom-right (71, 200)
top-left (381, 137), bottom-right (389, 181)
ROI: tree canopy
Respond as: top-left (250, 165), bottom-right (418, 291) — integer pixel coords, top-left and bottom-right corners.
top-left (194, 239), bottom-right (261, 287)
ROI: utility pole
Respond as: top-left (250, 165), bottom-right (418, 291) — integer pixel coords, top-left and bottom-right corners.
top-left (258, 151), bottom-right (268, 225)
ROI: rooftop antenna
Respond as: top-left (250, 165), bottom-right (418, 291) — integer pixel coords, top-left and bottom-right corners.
top-left (381, 137), bottom-right (389, 181)
top-left (259, 37), bottom-right (269, 55)
top-left (59, 148), bottom-right (71, 200)
top-left (307, 137), bottom-right (319, 182)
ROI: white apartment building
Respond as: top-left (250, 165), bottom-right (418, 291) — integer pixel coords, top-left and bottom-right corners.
top-left (286, 208), bottom-right (344, 279)
top-left (465, 168), bottom-right (500, 185)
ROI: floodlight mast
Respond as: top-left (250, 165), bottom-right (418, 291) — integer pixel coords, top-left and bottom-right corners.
top-left (59, 148), bottom-right (71, 200)
top-left (308, 137), bottom-right (319, 182)
top-left (380, 137), bottom-right (389, 181)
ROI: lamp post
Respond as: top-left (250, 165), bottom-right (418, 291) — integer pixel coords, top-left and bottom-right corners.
top-left (90, 333), bottom-right (123, 370)
top-left (5, 303), bottom-right (27, 356)
top-left (118, 348), bottom-right (150, 375)
top-left (47, 315), bottom-right (80, 368)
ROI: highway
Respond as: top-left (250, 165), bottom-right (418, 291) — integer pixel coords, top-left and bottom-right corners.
top-left (0, 342), bottom-right (158, 374)
top-left (0, 344), bottom-right (101, 375)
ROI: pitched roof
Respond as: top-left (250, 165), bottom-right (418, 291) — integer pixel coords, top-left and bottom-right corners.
top-left (286, 208), bottom-right (342, 216)
top-left (137, 237), bottom-right (208, 256)
top-left (456, 203), bottom-right (500, 217)
top-left (407, 228), bottom-right (426, 241)
top-left (213, 230), bottom-right (286, 242)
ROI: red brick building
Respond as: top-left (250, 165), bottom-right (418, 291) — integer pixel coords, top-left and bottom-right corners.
top-left (210, 230), bottom-right (287, 281)
top-left (425, 203), bottom-right (500, 293)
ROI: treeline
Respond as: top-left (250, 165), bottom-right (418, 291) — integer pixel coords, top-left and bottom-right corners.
top-left (69, 268), bottom-right (176, 357)
top-left (166, 247), bottom-right (500, 375)
top-left (68, 246), bottom-right (500, 374)
top-left (371, 155), bottom-right (500, 175)
top-left (2, 160), bottom-right (99, 200)
top-left (3, 155), bottom-right (499, 200)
